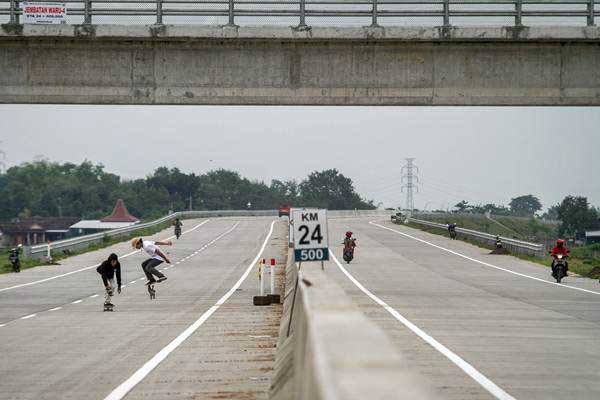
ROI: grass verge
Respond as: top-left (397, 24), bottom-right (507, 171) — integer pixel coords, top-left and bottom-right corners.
top-left (404, 222), bottom-right (600, 279)
top-left (0, 220), bottom-right (177, 275)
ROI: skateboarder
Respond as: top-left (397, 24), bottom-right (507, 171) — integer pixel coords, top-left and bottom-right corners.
top-left (131, 237), bottom-right (172, 285)
top-left (96, 253), bottom-right (121, 311)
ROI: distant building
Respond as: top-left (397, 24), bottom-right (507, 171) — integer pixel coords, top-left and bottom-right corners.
top-left (585, 230), bottom-right (600, 244)
top-left (70, 199), bottom-right (139, 235)
top-left (0, 217), bottom-right (79, 248)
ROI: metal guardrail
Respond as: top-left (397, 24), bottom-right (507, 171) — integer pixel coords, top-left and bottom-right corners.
top-left (407, 217), bottom-right (545, 256)
top-left (22, 208), bottom-right (390, 259)
top-left (1, 1), bottom-right (598, 27)
top-left (25, 209), bottom-right (277, 259)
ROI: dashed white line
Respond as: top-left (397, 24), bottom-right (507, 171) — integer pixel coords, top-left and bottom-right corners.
top-left (330, 251), bottom-right (517, 400)
top-left (71, 300), bottom-right (83, 304)
top-left (104, 220), bottom-right (274, 400)
top-left (0, 324), bottom-right (7, 327)
top-left (49, 307), bottom-right (62, 311)
top-left (370, 221), bottom-right (600, 297)
top-left (21, 314), bottom-right (37, 320)
top-left (0, 219), bottom-right (210, 293)
top-left (90, 294), bottom-right (99, 298)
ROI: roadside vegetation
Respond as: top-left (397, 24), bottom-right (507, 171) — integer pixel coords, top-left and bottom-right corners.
top-left (404, 220), bottom-right (600, 279)
top-left (0, 160), bottom-right (375, 222)
top-left (0, 220), bottom-right (175, 275)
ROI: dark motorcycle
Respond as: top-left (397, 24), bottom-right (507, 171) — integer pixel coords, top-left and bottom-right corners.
top-left (448, 224), bottom-right (457, 240)
top-left (9, 248), bottom-right (21, 273)
top-left (343, 245), bottom-right (354, 264)
top-left (552, 254), bottom-right (567, 283)
top-left (175, 226), bottom-right (182, 240)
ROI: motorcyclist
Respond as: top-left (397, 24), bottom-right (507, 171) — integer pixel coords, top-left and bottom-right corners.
top-left (174, 218), bottom-right (183, 238)
top-left (343, 231), bottom-right (357, 250)
top-left (8, 245), bottom-right (21, 273)
top-left (447, 223), bottom-right (457, 238)
top-left (550, 239), bottom-right (570, 278)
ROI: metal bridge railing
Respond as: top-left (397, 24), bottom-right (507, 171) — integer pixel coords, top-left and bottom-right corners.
top-left (0, 1), bottom-right (597, 27)
top-left (407, 217), bottom-right (546, 256)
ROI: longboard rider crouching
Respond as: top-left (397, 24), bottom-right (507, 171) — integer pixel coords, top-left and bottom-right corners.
top-left (131, 237), bottom-right (172, 285)
top-left (97, 253), bottom-right (122, 308)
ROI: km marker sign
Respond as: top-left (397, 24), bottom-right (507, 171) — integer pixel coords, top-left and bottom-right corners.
top-left (292, 209), bottom-right (329, 262)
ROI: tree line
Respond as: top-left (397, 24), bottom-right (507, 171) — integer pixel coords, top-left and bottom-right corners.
top-left (0, 160), bottom-right (375, 221)
top-left (451, 194), bottom-right (599, 239)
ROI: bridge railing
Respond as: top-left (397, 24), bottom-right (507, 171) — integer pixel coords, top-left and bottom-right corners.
top-left (24, 209), bottom-right (277, 259)
top-left (1, 1), bottom-right (597, 27)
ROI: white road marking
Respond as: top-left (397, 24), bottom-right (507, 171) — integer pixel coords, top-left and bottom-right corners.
top-left (370, 221), bottom-right (600, 297)
top-left (49, 307), bottom-right (62, 311)
top-left (330, 251), bottom-right (517, 400)
top-left (71, 300), bottom-right (83, 304)
top-left (21, 314), bottom-right (37, 320)
top-left (0, 324), bottom-right (6, 327)
top-left (90, 294), bottom-right (99, 298)
top-left (0, 219), bottom-right (210, 292)
top-left (104, 220), bottom-right (275, 400)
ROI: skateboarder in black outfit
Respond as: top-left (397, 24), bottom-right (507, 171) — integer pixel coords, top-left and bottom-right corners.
top-left (97, 253), bottom-right (122, 311)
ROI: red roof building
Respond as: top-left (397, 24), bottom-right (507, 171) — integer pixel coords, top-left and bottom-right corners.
top-left (101, 199), bottom-right (139, 223)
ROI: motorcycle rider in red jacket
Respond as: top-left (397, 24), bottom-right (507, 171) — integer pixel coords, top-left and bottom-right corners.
top-left (550, 239), bottom-right (569, 278)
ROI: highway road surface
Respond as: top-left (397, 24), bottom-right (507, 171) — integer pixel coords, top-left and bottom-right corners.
top-left (0, 217), bottom-right (286, 400)
top-left (326, 218), bottom-right (600, 400)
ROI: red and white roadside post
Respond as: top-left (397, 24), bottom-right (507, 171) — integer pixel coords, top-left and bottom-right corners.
top-left (268, 258), bottom-right (280, 304)
top-left (254, 258), bottom-right (272, 306)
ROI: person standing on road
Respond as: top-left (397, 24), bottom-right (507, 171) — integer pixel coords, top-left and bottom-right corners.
top-left (131, 237), bottom-right (172, 285)
top-left (96, 253), bottom-right (122, 307)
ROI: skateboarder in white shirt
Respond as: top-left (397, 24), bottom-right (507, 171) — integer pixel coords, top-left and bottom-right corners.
top-left (131, 237), bottom-right (172, 285)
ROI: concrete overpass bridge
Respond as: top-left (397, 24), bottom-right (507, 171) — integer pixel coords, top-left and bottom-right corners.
top-left (1, 0), bottom-right (600, 106)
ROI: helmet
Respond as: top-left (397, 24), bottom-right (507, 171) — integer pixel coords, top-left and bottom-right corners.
top-left (556, 239), bottom-right (564, 246)
top-left (131, 237), bottom-right (143, 249)
top-left (345, 231), bottom-right (353, 238)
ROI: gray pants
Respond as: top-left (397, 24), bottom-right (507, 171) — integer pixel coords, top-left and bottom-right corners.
top-left (142, 258), bottom-right (165, 281)
top-left (104, 278), bottom-right (115, 304)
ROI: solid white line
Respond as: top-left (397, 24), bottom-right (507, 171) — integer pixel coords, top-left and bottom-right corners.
top-left (71, 300), bottom-right (83, 304)
top-left (370, 221), bottom-right (600, 297)
top-left (103, 220), bottom-right (276, 400)
top-left (21, 314), bottom-right (37, 320)
top-left (49, 307), bottom-right (62, 311)
top-left (330, 251), bottom-right (517, 400)
top-left (0, 219), bottom-right (211, 292)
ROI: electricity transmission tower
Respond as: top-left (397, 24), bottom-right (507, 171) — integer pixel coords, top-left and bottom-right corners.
top-left (401, 158), bottom-right (419, 213)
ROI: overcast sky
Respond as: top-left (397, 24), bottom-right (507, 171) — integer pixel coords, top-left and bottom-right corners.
top-left (1, 105), bottom-right (598, 211)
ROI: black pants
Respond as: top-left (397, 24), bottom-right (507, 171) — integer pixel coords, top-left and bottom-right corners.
top-left (142, 258), bottom-right (165, 281)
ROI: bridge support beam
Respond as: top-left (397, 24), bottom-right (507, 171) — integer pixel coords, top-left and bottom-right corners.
top-left (1, 25), bottom-right (600, 106)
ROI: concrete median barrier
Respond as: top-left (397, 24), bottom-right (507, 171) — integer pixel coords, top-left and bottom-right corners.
top-left (270, 251), bottom-right (438, 400)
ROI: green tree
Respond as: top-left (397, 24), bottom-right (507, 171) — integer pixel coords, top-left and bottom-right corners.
top-left (298, 169), bottom-right (374, 210)
top-left (453, 200), bottom-right (470, 213)
top-left (509, 195), bottom-right (542, 217)
top-left (557, 196), bottom-right (598, 238)
top-left (542, 204), bottom-right (560, 220)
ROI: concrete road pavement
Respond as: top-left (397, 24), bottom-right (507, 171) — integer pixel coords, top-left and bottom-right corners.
top-left (0, 217), bottom-right (286, 400)
top-left (324, 217), bottom-right (600, 400)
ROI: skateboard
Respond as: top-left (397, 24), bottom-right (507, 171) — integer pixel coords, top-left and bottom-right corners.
top-left (103, 303), bottom-right (114, 312)
top-left (147, 283), bottom-right (156, 300)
